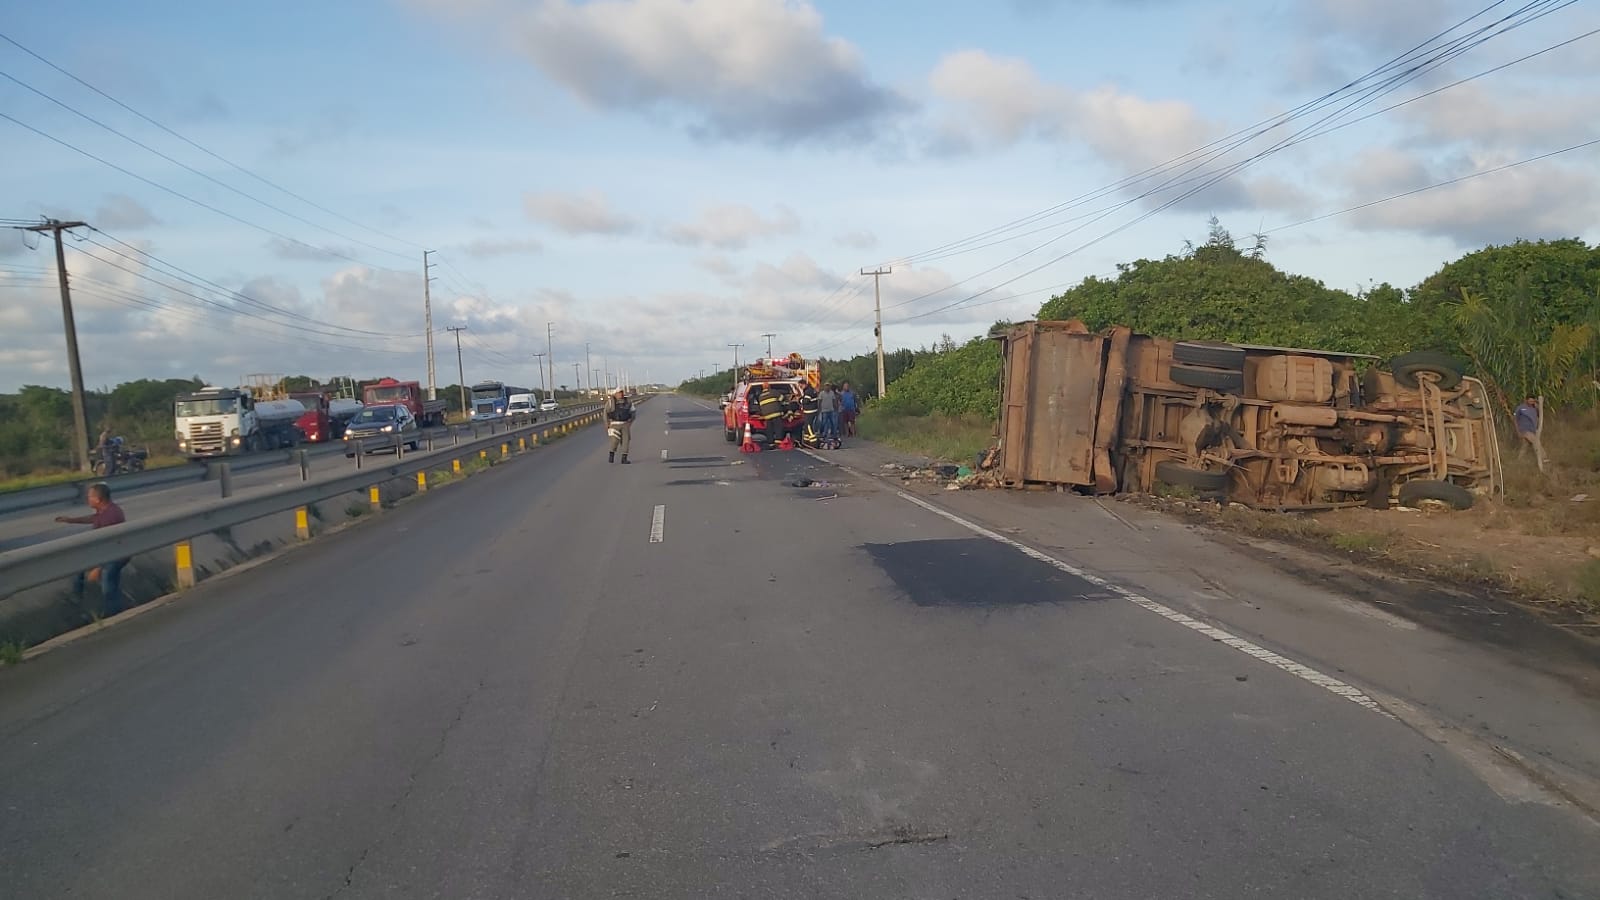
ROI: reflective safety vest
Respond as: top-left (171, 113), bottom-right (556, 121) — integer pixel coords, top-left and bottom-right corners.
top-left (757, 392), bottom-right (785, 420)
top-left (799, 390), bottom-right (819, 414)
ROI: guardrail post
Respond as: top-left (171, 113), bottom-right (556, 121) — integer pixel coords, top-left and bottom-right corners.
top-left (479, 448), bottom-right (488, 461)
top-left (416, 471), bottom-right (428, 493)
top-left (452, 426), bottom-right (460, 447)
top-left (427, 432), bottom-right (434, 452)
top-left (452, 458), bottom-right (462, 474)
top-left (518, 436), bottom-right (527, 453)
top-left (369, 485), bottom-right (381, 511)
top-left (219, 462), bottom-right (233, 498)
top-left (175, 540), bottom-right (195, 589)
top-left (295, 506), bottom-right (311, 540)
top-left (354, 442), bottom-right (363, 468)
top-left (396, 437), bottom-right (405, 460)
top-left (501, 441), bottom-right (510, 457)
top-left (532, 431), bottom-right (540, 446)
top-left (298, 449), bottom-right (310, 481)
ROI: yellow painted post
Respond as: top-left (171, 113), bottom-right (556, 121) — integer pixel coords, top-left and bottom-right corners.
top-left (294, 506), bottom-right (311, 540)
top-left (175, 540), bottom-right (195, 588)
top-left (479, 449), bottom-right (487, 460)
top-left (416, 470), bottom-right (428, 493)
top-left (501, 441), bottom-right (509, 456)
top-left (518, 436), bottom-right (527, 452)
top-left (453, 458), bottom-right (462, 474)
top-left (369, 485), bottom-right (381, 510)
top-left (532, 432), bottom-right (540, 446)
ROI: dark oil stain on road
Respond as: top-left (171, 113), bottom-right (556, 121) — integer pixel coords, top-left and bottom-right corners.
top-left (863, 538), bottom-right (1103, 607)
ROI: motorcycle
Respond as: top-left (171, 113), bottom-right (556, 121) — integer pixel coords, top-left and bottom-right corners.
top-left (91, 438), bottom-right (149, 477)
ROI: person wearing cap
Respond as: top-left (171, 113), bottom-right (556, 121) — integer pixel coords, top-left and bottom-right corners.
top-left (605, 389), bottom-right (634, 464)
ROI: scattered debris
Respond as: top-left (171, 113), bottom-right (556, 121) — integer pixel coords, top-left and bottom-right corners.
top-left (1572, 493), bottom-right (1589, 503)
top-left (815, 494), bottom-right (838, 501)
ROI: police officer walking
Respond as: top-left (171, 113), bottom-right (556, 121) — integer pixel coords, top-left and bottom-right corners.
top-left (605, 389), bottom-right (634, 464)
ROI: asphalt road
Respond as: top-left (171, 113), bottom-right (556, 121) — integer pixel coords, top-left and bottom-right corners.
top-left (1, 394), bottom-right (1596, 899)
top-left (0, 415), bottom-right (575, 554)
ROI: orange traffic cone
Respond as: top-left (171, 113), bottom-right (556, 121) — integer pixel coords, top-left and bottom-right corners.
top-left (777, 432), bottom-right (795, 451)
top-left (739, 421), bottom-right (760, 453)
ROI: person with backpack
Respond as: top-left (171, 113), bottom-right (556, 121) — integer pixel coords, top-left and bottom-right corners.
top-left (605, 390), bottom-right (634, 464)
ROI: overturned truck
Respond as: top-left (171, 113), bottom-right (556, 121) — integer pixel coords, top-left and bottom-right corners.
top-left (994, 320), bottom-right (1503, 510)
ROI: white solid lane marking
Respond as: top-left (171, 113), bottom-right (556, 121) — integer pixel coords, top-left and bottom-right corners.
top-left (661, 449), bottom-right (669, 461)
top-left (891, 490), bottom-right (1393, 718)
top-left (649, 504), bottom-right (665, 543)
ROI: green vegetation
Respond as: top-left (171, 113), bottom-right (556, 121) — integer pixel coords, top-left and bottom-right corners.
top-left (0, 640), bottom-right (24, 666)
top-left (856, 411), bottom-right (994, 464)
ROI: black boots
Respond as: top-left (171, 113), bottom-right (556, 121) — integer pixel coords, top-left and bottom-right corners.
top-left (620, 455), bottom-right (630, 464)
top-left (608, 451), bottom-right (615, 463)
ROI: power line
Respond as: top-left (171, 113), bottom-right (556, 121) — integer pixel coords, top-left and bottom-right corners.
top-left (0, 67), bottom-right (412, 267)
top-left (0, 30), bottom-right (425, 253)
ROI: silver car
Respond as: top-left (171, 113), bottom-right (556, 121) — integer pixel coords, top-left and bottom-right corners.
top-left (343, 404), bottom-right (420, 455)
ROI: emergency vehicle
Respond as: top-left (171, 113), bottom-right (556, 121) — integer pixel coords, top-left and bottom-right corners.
top-left (722, 353), bottom-right (820, 444)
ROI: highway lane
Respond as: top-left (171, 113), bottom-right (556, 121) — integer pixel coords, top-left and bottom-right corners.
top-left (1, 394), bottom-right (1596, 898)
top-left (0, 415), bottom-right (583, 554)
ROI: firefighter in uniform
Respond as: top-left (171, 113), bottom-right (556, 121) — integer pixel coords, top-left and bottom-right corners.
top-left (756, 383), bottom-right (785, 443)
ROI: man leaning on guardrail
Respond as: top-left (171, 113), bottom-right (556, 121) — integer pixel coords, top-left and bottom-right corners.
top-left (53, 482), bottom-right (128, 618)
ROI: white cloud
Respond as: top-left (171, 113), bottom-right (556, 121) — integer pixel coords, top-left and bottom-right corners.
top-left (95, 194), bottom-right (160, 230)
top-left (834, 230), bottom-right (878, 251)
top-left (418, 0), bottom-right (911, 144)
top-left (457, 236), bottom-right (545, 259)
top-left (523, 190), bottom-right (638, 235)
top-left (661, 203), bottom-right (799, 249)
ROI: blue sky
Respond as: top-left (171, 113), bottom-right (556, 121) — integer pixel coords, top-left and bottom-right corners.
top-left (2, 0), bottom-right (1597, 392)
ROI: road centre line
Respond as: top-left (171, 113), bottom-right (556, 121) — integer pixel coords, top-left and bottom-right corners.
top-left (650, 504), bottom-right (665, 543)
top-left (790, 442), bottom-right (1393, 720)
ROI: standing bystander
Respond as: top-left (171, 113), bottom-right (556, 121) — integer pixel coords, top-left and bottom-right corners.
top-left (54, 483), bottom-right (129, 618)
top-left (839, 381), bottom-right (858, 437)
top-left (1515, 395), bottom-right (1547, 471)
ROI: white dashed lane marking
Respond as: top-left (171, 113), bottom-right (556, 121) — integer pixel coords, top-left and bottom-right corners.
top-left (649, 504), bottom-right (665, 544)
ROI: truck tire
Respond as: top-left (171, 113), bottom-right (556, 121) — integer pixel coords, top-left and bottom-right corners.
top-left (1155, 460), bottom-right (1229, 492)
top-left (1397, 479), bottom-right (1473, 510)
top-left (1169, 364), bottom-right (1245, 393)
top-left (725, 426), bottom-right (738, 442)
top-left (1173, 341), bottom-right (1245, 370)
top-left (1389, 350), bottom-right (1464, 390)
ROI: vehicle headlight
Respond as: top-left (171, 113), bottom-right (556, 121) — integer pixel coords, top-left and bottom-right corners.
top-left (381, 425), bottom-right (394, 433)
top-left (343, 433), bottom-right (352, 441)
top-left (230, 436), bottom-right (242, 446)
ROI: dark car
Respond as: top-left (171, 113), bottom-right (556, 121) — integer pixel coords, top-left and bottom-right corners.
top-left (343, 404), bottom-right (420, 455)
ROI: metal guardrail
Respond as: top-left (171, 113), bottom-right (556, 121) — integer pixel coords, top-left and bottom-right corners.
top-left (0, 403), bottom-right (611, 599)
top-left (0, 408), bottom-right (584, 517)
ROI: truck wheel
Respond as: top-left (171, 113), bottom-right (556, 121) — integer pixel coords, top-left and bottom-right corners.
top-left (246, 433), bottom-right (263, 453)
top-left (1169, 364), bottom-right (1245, 393)
top-left (1389, 350), bottom-right (1464, 390)
top-left (1173, 341), bottom-right (1245, 370)
top-left (1155, 460), bottom-right (1229, 492)
top-left (725, 427), bottom-right (737, 442)
top-left (1397, 479), bottom-right (1473, 510)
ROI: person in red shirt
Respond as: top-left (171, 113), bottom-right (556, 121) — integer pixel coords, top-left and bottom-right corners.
top-left (54, 482), bottom-right (128, 618)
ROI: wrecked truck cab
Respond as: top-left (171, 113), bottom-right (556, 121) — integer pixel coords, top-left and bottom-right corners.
top-left (993, 320), bottom-right (1501, 511)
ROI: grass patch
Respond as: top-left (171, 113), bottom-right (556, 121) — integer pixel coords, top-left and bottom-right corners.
top-left (1329, 531), bottom-right (1389, 553)
top-left (0, 640), bottom-right (24, 666)
top-left (1575, 560), bottom-right (1600, 613)
top-left (856, 411), bottom-right (995, 465)
top-left (345, 502), bottom-right (368, 518)
top-left (0, 454), bottom-right (189, 494)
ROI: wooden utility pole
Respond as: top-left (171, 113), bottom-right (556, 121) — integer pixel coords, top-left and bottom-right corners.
top-left (728, 343), bottom-right (743, 391)
top-left (532, 352), bottom-right (547, 401)
top-left (23, 220), bottom-right (91, 471)
top-left (446, 326), bottom-right (468, 416)
top-left (546, 322), bottom-right (556, 405)
top-left (423, 250), bottom-right (437, 401)
top-left (861, 266), bottom-right (892, 400)
top-left (761, 333), bottom-right (776, 359)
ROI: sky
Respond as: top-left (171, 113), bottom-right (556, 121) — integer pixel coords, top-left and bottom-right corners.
top-left (1, 0), bottom-right (1597, 393)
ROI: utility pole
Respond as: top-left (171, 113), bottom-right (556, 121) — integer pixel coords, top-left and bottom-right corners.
top-left (22, 219), bottom-right (91, 471)
top-left (446, 325), bottom-right (468, 416)
top-left (728, 343), bottom-right (743, 391)
top-left (572, 362), bottom-right (581, 394)
top-left (761, 333), bottom-right (776, 359)
top-left (532, 352), bottom-right (547, 401)
top-left (423, 250), bottom-right (437, 400)
top-left (585, 342), bottom-right (592, 396)
top-left (545, 323), bottom-right (555, 407)
top-left (861, 266), bottom-right (892, 399)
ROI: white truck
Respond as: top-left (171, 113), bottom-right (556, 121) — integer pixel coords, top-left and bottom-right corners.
top-left (174, 386), bottom-right (304, 458)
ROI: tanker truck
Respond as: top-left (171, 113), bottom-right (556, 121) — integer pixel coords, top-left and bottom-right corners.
top-left (289, 389), bottom-right (365, 443)
top-left (174, 386), bottom-right (304, 458)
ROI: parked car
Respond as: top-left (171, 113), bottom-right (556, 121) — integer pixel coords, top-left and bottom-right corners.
top-left (723, 380), bottom-right (801, 443)
top-left (343, 404), bottom-right (420, 455)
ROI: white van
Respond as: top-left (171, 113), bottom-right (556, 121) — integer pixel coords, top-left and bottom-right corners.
top-left (506, 393), bottom-right (537, 418)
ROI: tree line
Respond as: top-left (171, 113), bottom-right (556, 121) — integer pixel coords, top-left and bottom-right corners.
top-left (742, 223), bottom-right (1599, 426)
